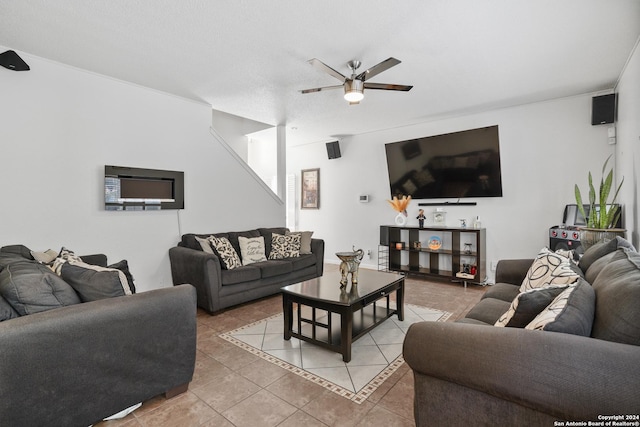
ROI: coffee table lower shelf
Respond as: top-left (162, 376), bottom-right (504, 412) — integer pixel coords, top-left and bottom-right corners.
top-left (282, 275), bottom-right (404, 363)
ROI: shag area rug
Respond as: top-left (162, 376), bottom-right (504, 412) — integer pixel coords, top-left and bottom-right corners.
top-left (219, 304), bottom-right (450, 403)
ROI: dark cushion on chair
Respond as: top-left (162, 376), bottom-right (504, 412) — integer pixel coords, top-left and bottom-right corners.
top-left (591, 248), bottom-right (640, 345)
top-left (0, 294), bottom-right (19, 321)
top-left (0, 261), bottom-right (81, 315)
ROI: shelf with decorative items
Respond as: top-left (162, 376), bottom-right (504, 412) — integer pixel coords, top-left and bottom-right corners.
top-left (380, 225), bottom-right (486, 285)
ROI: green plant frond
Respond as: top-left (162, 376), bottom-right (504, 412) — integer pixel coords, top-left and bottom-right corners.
top-left (575, 185), bottom-right (587, 220)
top-left (575, 155), bottom-right (622, 229)
top-left (611, 176), bottom-right (624, 204)
top-left (588, 172), bottom-right (595, 205)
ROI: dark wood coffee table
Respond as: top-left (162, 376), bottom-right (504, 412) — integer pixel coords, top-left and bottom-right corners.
top-left (281, 269), bottom-right (404, 362)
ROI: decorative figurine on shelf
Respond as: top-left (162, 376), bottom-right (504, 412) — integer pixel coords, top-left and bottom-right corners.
top-left (336, 246), bottom-right (364, 288)
top-left (459, 219), bottom-right (467, 228)
top-left (416, 209), bottom-right (426, 228)
top-left (464, 243), bottom-right (473, 254)
top-left (433, 209), bottom-right (446, 225)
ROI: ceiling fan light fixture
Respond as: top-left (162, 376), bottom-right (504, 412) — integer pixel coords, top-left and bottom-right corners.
top-left (344, 79), bottom-right (364, 103)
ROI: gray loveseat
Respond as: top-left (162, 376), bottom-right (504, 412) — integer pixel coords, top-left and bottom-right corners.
top-left (169, 227), bottom-right (324, 313)
top-left (404, 237), bottom-right (640, 425)
top-left (0, 245), bottom-right (197, 427)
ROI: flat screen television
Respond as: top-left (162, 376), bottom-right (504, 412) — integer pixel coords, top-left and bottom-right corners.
top-left (105, 165), bottom-right (184, 211)
top-left (384, 125), bottom-right (503, 199)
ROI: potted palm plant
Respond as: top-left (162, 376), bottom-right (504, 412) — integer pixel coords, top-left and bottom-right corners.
top-left (574, 154), bottom-right (625, 249)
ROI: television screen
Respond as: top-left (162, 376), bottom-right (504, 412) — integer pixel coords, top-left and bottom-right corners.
top-left (384, 125), bottom-right (503, 199)
top-left (105, 165), bottom-right (184, 211)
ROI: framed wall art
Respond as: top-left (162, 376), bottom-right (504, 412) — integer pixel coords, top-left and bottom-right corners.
top-left (301, 168), bottom-right (320, 209)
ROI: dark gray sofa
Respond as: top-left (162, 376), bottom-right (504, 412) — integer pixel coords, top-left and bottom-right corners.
top-left (0, 246), bottom-right (197, 427)
top-left (169, 227), bottom-right (324, 313)
top-left (404, 237), bottom-right (640, 425)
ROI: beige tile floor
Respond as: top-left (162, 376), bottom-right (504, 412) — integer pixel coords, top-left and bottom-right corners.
top-left (95, 267), bottom-right (486, 427)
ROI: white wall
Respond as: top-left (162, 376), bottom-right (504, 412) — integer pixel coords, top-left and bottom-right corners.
top-left (0, 48), bottom-right (284, 291)
top-left (615, 40), bottom-right (640, 249)
top-left (212, 109), bottom-right (272, 163)
top-left (288, 94), bottom-right (615, 282)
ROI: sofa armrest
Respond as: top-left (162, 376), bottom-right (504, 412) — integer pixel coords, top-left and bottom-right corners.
top-left (403, 321), bottom-right (640, 421)
top-left (169, 246), bottom-right (222, 313)
top-left (0, 284), bottom-right (197, 426)
top-left (310, 238), bottom-right (324, 277)
top-left (495, 258), bottom-right (533, 285)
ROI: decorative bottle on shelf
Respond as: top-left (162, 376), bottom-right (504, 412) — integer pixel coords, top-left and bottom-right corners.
top-left (473, 216), bottom-right (481, 229)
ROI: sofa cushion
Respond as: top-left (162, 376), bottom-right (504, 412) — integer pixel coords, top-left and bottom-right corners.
top-left (591, 248), bottom-right (640, 345)
top-left (0, 260), bottom-right (81, 315)
top-left (584, 251), bottom-right (617, 284)
top-left (0, 294), bottom-right (19, 321)
top-left (208, 236), bottom-right (242, 270)
top-left (494, 285), bottom-right (568, 328)
top-left (525, 278), bottom-right (595, 336)
top-left (256, 260), bottom-right (294, 278)
top-left (579, 236), bottom-right (635, 274)
top-left (464, 298), bottom-right (511, 325)
top-left (268, 233), bottom-right (301, 260)
top-left (220, 265), bottom-right (261, 285)
top-left (286, 230), bottom-right (314, 254)
top-left (520, 247), bottom-right (581, 292)
top-left (289, 253), bottom-right (317, 271)
top-left (482, 282), bottom-right (520, 303)
top-left (238, 236), bottom-right (267, 265)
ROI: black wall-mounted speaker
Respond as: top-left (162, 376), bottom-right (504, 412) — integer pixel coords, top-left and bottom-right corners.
top-left (326, 141), bottom-right (341, 159)
top-left (591, 94), bottom-right (616, 125)
top-left (0, 50), bottom-right (30, 71)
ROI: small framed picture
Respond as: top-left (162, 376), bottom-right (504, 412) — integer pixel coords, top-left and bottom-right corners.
top-left (301, 168), bottom-right (320, 209)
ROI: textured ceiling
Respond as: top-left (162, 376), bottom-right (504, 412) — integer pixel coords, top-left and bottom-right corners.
top-left (1, 0), bottom-right (639, 145)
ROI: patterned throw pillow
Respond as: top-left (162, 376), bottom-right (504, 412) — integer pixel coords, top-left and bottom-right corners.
top-left (238, 236), bottom-right (267, 265)
top-left (285, 230), bottom-right (314, 254)
top-left (208, 236), bottom-right (242, 270)
top-left (520, 247), bottom-right (581, 292)
top-left (494, 285), bottom-right (568, 328)
top-left (525, 279), bottom-right (595, 336)
top-left (268, 233), bottom-right (301, 260)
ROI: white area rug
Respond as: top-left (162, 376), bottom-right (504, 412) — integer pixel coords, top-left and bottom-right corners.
top-left (219, 304), bottom-right (451, 403)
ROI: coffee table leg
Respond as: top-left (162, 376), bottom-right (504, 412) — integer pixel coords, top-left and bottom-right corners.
top-left (341, 310), bottom-right (352, 362)
top-left (397, 279), bottom-right (405, 321)
top-left (283, 295), bottom-right (292, 340)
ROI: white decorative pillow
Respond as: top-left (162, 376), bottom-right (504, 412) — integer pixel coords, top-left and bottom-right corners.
top-left (269, 233), bottom-right (301, 260)
top-left (520, 247), bottom-right (580, 292)
top-left (494, 285), bottom-right (568, 328)
top-left (31, 249), bottom-right (59, 264)
top-left (286, 230), bottom-right (314, 254)
top-left (208, 236), bottom-right (242, 270)
top-left (194, 236), bottom-right (215, 254)
top-left (238, 236), bottom-right (267, 265)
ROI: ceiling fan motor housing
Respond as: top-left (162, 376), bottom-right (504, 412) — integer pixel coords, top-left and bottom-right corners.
top-left (344, 79), bottom-right (364, 102)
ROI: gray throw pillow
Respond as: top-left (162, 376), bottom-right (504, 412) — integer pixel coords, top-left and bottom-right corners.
top-left (591, 248), bottom-right (640, 345)
top-left (286, 230), bottom-right (314, 254)
top-left (0, 294), bottom-right (20, 321)
top-left (494, 285), bottom-right (568, 328)
top-left (579, 236), bottom-right (635, 274)
top-left (525, 278), bottom-right (595, 336)
top-left (59, 262), bottom-right (133, 302)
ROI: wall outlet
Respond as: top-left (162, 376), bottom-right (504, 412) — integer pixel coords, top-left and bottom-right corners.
top-left (491, 261), bottom-right (498, 271)
top-left (367, 249), bottom-right (372, 258)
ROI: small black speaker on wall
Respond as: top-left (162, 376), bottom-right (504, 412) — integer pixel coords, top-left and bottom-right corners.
top-left (0, 50), bottom-right (30, 71)
top-left (326, 141), bottom-right (341, 159)
top-left (591, 94), bottom-right (616, 125)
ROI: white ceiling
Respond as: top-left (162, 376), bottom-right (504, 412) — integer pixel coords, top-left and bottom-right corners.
top-left (1, 0), bottom-right (639, 146)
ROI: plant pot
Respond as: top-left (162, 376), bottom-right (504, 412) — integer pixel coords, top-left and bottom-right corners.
top-left (579, 228), bottom-right (626, 251)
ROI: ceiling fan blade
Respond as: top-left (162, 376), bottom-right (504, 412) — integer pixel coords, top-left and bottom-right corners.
top-left (357, 57), bottom-right (401, 81)
top-left (300, 85), bottom-right (344, 94)
top-left (307, 58), bottom-right (346, 82)
top-left (364, 82), bottom-right (413, 91)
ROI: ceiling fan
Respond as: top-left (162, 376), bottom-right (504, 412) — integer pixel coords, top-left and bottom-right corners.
top-left (301, 57), bottom-right (413, 104)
